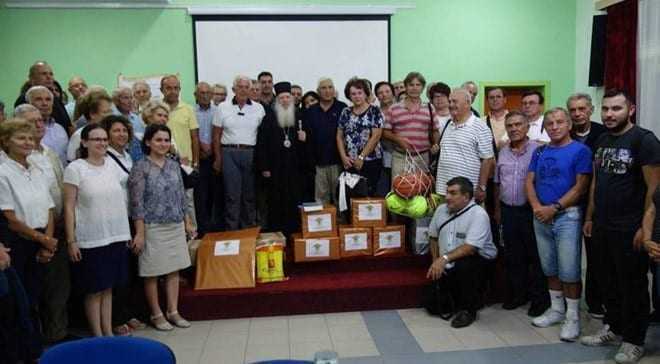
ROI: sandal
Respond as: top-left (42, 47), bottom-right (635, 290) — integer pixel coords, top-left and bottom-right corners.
top-left (151, 313), bottom-right (174, 331)
top-left (166, 311), bottom-right (191, 328)
top-left (127, 318), bottom-right (146, 331)
top-left (113, 324), bottom-right (133, 336)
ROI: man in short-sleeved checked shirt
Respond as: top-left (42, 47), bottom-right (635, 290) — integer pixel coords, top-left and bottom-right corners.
top-left (436, 88), bottom-right (495, 202)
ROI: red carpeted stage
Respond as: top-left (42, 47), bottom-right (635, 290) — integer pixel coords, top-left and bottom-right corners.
top-left (179, 255), bottom-right (432, 320)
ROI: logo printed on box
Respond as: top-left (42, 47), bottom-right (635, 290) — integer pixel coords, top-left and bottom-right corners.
top-left (379, 232), bottom-right (401, 249)
top-left (358, 203), bottom-right (382, 221)
top-left (307, 213), bottom-right (332, 232)
top-left (214, 240), bottom-right (240, 256)
top-left (345, 233), bottom-right (368, 251)
top-left (306, 239), bottom-right (330, 257)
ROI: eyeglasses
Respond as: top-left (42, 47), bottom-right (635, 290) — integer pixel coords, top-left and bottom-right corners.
top-left (86, 137), bottom-right (108, 142)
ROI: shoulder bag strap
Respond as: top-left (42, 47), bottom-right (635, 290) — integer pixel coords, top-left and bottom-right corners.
top-left (436, 203), bottom-right (477, 233)
top-left (106, 151), bottom-right (130, 174)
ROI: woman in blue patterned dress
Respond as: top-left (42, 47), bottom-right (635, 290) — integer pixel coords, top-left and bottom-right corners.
top-left (336, 78), bottom-right (384, 196)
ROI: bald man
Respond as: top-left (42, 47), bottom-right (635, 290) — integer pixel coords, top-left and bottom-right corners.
top-left (15, 61), bottom-right (71, 132)
top-left (436, 88), bottom-right (494, 203)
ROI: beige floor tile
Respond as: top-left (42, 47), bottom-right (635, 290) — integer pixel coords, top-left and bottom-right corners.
top-left (199, 344), bottom-right (245, 364)
top-left (290, 340), bottom-right (334, 360)
top-left (172, 348), bottom-right (202, 364)
top-left (249, 316), bottom-right (288, 332)
top-left (288, 314), bottom-right (327, 331)
top-left (333, 339), bottom-right (379, 358)
top-left (289, 325), bottom-right (332, 343)
top-left (324, 312), bottom-right (364, 327)
top-left (247, 329), bottom-right (289, 346)
top-left (210, 318), bottom-right (251, 335)
top-left (410, 326), bottom-right (465, 353)
top-left (244, 342), bottom-right (290, 363)
top-left (328, 324), bottom-right (372, 342)
top-left (451, 324), bottom-right (508, 350)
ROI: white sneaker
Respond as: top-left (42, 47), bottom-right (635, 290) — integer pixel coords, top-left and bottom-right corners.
top-left (580, 324), bottom-right (622, 346)
top-left (614, 342), bottom-right (644, 363)
top-left (560, 318), bottom-right (580, 342)
top-left (532, 308), bottom-right (565, 328)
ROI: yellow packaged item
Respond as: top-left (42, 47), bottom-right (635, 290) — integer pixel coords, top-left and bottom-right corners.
top-left (256, 242), bottom-right (286, 283)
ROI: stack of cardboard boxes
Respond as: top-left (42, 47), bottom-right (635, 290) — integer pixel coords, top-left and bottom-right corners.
top-left (293, 198), bottom-right (406, 262)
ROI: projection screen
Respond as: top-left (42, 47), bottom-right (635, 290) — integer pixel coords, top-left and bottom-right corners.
top-left (193, 15), bottom-right (390, 101)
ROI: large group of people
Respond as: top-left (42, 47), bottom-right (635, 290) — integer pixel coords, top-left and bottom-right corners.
top-left (0, 60), bottom-right (659, 364)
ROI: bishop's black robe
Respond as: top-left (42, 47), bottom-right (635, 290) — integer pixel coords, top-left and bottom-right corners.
top-left (256, 110), bottom-right (311, 236)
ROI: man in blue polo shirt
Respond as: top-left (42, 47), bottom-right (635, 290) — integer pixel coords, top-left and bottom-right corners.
top-left (302, 78), bottom-right (347, 204)
top-left (526, 107), bottom-right (592, 342)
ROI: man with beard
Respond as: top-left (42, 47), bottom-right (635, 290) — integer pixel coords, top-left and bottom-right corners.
top-left (256, 82), bottom-right (308, 235)
top-left (581, 89), bottom-right (660, 364)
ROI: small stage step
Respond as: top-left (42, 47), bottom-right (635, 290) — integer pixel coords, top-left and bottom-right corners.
top-left (179, 255), bottom-right (431, 320)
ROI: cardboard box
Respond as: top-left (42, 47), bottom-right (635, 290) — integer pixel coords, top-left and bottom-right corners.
top-left (301, 205), bottom-right (337, 238)
top-left (351, 198), bottom-right (387, 227)
top-left (195, 227), bottom-right (260, 290)
top-left (373, 225), bottom-right (406, 256)
top-left (292, 233), bottom-right (340, 262)
top-left (409, 217), bottom-right (432, 255)
top-left (338, 225), bottom-right (373, 258)
top-left (257, 232), bottom-right (287, 247)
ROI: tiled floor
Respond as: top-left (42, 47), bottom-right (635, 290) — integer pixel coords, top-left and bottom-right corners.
top-left (133, 306), bottom-right (660, 364)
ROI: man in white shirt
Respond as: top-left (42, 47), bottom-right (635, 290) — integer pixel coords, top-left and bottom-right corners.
top-left (212, 75), bottom-right (265, 230)
top-left (522, 90), bottom-right (550, 143)
top-left (436, 88), bottom-right (495, 203)
top-left (65, 76), bottom-right (88, 120)
top-left (26, 86), bottom-right (69, 166)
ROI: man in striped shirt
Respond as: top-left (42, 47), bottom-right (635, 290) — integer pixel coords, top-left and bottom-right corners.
top-left (382, 72), bottom-right (439, 181)
top-left (436, 88), bottom-right (495, 203)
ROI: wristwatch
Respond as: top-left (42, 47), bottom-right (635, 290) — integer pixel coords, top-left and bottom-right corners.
top-left (553, 202), bottom-right (564, 212)
top-left (441, 254), bottom-right (450, 263)
top-left (358, 155), bottom-right (365, 161)
top-left (478, 184), bottom-right (487, 192)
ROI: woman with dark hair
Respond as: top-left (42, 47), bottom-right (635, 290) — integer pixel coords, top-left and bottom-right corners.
top-left (128, 124), bottom-right (193, 331)
top-left (100, 115), bottom-right (147, 335)
top-left (336, 78), bottom-right (384, 196)
top-left (63, 124), bottom-right (131, 337)
top-left (301, 91), bottom-right (320, 110)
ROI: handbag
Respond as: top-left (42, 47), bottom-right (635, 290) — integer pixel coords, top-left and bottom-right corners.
top-left (180, 165), bottom-right (200, 189)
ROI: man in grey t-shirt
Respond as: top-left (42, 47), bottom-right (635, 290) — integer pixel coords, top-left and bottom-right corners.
top-left (427, 176), bottom-right (497, 328)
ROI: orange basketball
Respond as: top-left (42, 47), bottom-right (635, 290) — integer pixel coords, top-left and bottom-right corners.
top-left (393, 172), bottom-right (434, 199)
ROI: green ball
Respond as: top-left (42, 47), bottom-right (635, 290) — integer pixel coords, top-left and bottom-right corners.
top-left (405, 195), bottom-right (428, 218)
top-left (386, 191), bottom-right (408, 214)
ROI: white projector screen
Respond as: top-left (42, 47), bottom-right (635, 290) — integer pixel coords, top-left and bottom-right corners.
top-left (193, 16), bottom-right (390, 101)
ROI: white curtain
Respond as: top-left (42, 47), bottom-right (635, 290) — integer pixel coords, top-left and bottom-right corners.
top-left (637, 0), bottom-right (660, 136)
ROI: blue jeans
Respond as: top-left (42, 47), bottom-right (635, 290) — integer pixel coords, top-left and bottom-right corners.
top-left (533, 206), bottom-right (583, 283)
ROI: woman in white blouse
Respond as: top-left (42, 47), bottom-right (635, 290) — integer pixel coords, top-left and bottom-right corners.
top-left (63, 124), bottom-right (132, 337)
top-left (0, 120), bottom-right (57, 297)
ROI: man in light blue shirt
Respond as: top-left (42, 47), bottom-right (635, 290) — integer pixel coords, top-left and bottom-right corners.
top-left (427, 176), bottom-right (496, 329)
top-left (64, 76), bottom-right (87, 120)
top-left (112, 87), bottom-right (145, 138)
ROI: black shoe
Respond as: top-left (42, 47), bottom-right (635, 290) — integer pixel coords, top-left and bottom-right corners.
top-left (588, 308), bottom-right (605, 320)
top-left (502, 299), bottom-right (528, 310)
top-left (650, 311), bottom-right (660, 324)
top-left (527, 302), bottom-right (550, 317)
top-left (451, 310), bottom-right (476, 328)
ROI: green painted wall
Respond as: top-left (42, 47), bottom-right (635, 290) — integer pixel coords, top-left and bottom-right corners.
top-left (0, 0), bottom-right (576, 112)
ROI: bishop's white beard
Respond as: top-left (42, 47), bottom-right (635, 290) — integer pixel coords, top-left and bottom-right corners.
top-left (274, 102), bottom-right (296, 128)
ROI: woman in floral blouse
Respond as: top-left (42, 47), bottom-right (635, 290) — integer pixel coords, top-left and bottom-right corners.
top-left (336, 77), bottom-right (384, 196)
top-left (128, 124), bottom-right (195, 331)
